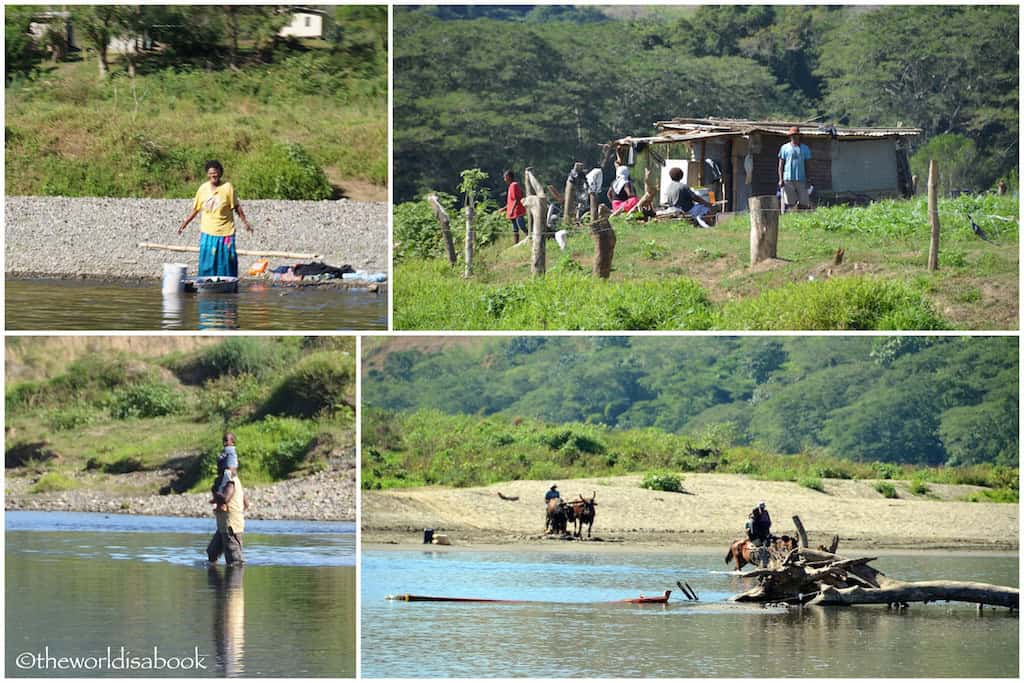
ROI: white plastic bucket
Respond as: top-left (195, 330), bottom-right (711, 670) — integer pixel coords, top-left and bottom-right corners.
top-left (162, 263), bottom-right (187, 294)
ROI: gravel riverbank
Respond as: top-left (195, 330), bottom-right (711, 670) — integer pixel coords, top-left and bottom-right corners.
top-left (6, 467), bottom-right (356, 522)
top-left (5, 196), bottom-right (387, 279)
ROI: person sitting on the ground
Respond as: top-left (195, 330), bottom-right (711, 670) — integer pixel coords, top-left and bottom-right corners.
top-left (658, 167), bottom-right (714, 228)
top-left (607, 165), bottom-right (640, 216)
top-left (748, 501), bottom-right (772, 546)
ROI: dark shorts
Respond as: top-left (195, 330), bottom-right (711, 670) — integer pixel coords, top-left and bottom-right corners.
top-left (510, 216), bottom-right (526, 233)
top-left (207, 528), bottom-right (244, 565)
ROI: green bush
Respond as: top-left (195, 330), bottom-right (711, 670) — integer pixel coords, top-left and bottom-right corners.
top-left (641, 470), bottom-right (684, 493)
top-left (234, 142), bottom-right (333, 200)
top-left (874, 482), bottom-right (898, 498)
top-left (47, 405), bottom-right (100, 431)
top-left (261, 351), bottom-right (355, 419)
top-left (873, 462), bottom-right (901, 480)
top-left (195, 416), bottom-right (320, 487)
top-left (198, 373), bottom-right (268, 423)
top-left (30, 472), bottom-right (78, 493)
top-left (717, 277), bottom-right (946, 331)
top-left (393, 195), bottom-right (505, 262)
top-left (963, 488), bottom-right (1018, 503)
top-left (797, 476), bottom-right (825, 492)
top-left (110, 381), bottom-right (186, 419)
top-left (908, 478), bottom-right (930, 496)
top-left (186, 337), bottom-right (301, 382)
top-left (7, 380), bottom-right (50, 410)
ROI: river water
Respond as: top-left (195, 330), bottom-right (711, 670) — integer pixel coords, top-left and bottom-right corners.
top-left (361, 548), bottom-right (1019, 678)
top-left (6, 512), bottom-right (356, 677)
top-left (4, 279), bottom-right (386, 330)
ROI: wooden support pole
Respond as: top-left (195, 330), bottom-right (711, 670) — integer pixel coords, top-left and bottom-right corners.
top-left (749, 195), bottom-right (780, 265)
top-left (792, 515), bottom-right (809, 548)
top-left (464, 191), bottom-right (475, 277)
top-left (427, 194), bottom-right (457, 266)
top-left (524, 167), bottom-right (545, 198)
top-left (565, 161), bottom-right (581, 225)
top-left (138, 242), bottom-right (320, 260)
top-left (589, 193), bottom-right (616, 279)
top-left (523, 195), bottom-right (548, 276)
top-left (927, 159), bottom-right (940, 271)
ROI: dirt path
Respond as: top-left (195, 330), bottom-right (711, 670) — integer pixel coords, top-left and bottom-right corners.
top-left (362, 474), bottom-right (1019, 552)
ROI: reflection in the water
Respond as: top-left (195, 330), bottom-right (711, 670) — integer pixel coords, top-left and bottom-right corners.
top-left (162, 293), bottom-right (184, 328)
top-left (208, 566), bottom-right (245, 677)
top-left (7, 278), bottom-right (386, 331)
top-left (197, 295), bottom-right (240, 330)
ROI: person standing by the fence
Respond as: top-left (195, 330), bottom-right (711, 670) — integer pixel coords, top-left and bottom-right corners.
top-left (778, 127), bottom-right (812, 210)
top-left (503, 170), bottom-right (527, 244)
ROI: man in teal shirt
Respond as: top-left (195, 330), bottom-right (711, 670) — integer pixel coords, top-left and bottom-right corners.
top-left (778, 126), bottom-right (812, 210)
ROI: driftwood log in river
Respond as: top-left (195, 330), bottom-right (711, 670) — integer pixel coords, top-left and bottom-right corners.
top-left (732, 542), bottom-right (1019, 610)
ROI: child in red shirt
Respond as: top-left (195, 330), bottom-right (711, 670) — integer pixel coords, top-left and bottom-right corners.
top-left (503, 170), bottom-right (527, 244)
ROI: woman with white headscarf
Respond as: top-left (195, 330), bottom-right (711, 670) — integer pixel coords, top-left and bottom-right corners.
top-left (607, 165), bottom-right (640, 216)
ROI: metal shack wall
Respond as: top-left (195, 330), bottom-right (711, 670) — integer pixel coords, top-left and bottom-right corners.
top-left (830, 138), bottom-right (900, 194)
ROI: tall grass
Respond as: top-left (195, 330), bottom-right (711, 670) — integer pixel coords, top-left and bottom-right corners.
top-left (395, 262), bottom-right (946, 331)
top-left (6, 54), bottom-right (386, 197)
top-left (392, 193), bottom-right (1016, 331)
top-left (395, 263), bottom-right (716, 330)
top-left (716, 277), bottom-right (947, 330)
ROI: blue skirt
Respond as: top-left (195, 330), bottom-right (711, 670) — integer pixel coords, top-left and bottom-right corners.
top-left (198, 232), bottom-right (238, 277)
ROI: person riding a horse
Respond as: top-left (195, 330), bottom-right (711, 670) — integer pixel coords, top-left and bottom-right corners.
top-left (747, 501), bottom-right (772, 546)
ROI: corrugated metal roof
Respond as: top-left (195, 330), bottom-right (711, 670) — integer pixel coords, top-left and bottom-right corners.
top-left (657, 117), bottom-right (921, 138)
top-left (612, 117), bottom-right (920, 146)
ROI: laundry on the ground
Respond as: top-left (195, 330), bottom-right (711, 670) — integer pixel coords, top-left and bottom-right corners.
top-left (262, 260), bottom-right (386, 284)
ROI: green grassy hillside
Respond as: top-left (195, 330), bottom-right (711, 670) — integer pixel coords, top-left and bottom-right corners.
top-left (6, 337), bottom-right (355, 496)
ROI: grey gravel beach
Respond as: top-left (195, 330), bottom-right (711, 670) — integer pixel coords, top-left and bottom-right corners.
top-left (5, 196), bottom-right (388, 279)
top-left (6, 467), bottom-right (357, 522)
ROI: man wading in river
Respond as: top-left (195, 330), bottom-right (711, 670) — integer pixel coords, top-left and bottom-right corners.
top-left (207, 434), bottom-right (249, 565)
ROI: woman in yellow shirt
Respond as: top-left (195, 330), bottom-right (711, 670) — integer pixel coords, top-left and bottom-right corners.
top-left (177, 160), bottom-right (254, 277)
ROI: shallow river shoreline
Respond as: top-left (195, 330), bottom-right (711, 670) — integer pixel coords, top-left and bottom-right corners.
top-left (5, 469), bottom-right (356, 522)
top-left (5, 196), bottom-right (388, 278)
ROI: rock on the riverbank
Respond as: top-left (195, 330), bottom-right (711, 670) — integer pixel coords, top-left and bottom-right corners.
top-left (5, 196), bottom-right (387, 279)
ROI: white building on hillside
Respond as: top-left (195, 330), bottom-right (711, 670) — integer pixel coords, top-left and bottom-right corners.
top-left (278, 7), bottom-right (326, 39)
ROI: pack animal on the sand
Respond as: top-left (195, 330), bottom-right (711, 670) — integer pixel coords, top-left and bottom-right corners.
top-left (566, 492), bottom-right (597, 539)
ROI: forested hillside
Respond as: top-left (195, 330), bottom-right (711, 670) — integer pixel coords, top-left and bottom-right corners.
top-left (363, 336), bottom-right (1017, 468)
top-left (394, 5), bottom-right (1018, 202)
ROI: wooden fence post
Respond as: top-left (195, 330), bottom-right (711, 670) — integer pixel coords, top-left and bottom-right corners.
top-left (524, 169), bottom-right (548, 276)
top-left (749, 195), bottom-right (780, 265)
top-left (927, 159), bottom-right (940, 271)
top-left (564, 162), bottom-right (584, 225)
top-left (590, 193), bottom-right (616, 278)
top-left (428, 194), bottom-right (457, 266)
top-left (524, 196), bottom-right (547, 276)
top-left (464, 190), bottom-right (475, 277)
